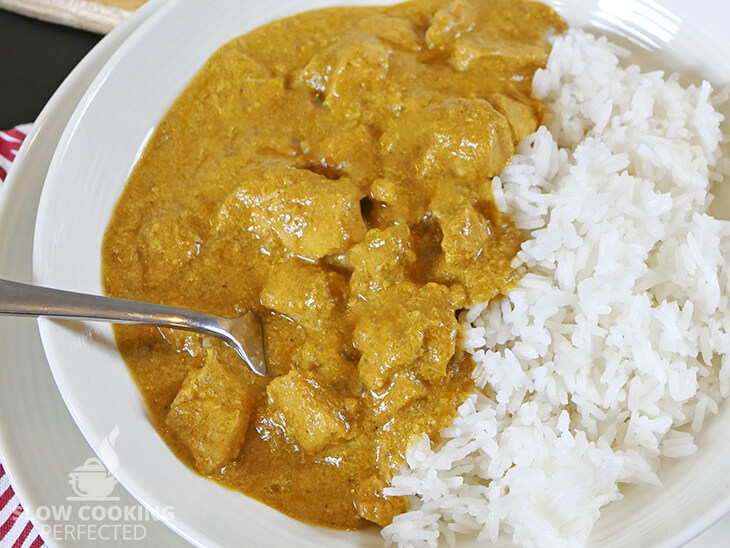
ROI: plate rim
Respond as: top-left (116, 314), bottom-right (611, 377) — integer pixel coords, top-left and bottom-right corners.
top-left (26, 0), bottom-right (730, 547)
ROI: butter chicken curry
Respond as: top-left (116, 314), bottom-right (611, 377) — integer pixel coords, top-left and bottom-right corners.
top-left (102, 0), bottom-right (565, 530)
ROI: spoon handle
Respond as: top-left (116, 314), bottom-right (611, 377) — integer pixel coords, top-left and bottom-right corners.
top-left (0, 278), bottom-right (213, 329)
top-left (0, 279), bottom-right (267, 376)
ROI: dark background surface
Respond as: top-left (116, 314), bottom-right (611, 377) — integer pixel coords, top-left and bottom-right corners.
top-left (0, 9), bottom-right (101, 129)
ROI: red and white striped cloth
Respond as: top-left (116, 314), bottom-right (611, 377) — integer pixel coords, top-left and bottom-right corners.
top-left (0, 126), bottom-right (30, 182)
top-left (0, 125), bottom-right (44, 548)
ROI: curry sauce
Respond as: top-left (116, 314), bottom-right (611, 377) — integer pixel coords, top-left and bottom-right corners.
top-left (102, 0), bottom-right (565, 530)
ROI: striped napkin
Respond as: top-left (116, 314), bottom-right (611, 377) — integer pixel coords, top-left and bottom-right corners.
top-left (0, 126), bottom-right (30, 182)
top-left (0, 125), bottom-right (44, 548)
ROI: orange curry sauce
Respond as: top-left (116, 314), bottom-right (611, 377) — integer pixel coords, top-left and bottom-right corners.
top-left (102, 0), bottom-right (565, 529)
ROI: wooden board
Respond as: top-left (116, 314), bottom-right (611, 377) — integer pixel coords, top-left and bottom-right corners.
top-left (0, 0), bottom-right (147, 33)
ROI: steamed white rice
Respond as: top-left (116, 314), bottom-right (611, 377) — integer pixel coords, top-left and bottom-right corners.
top-left (382, 29), bottom-right (730, 547)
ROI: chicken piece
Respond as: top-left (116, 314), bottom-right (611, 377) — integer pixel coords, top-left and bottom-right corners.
top-left (137, 208), bottom-right (202, 286)
top-left (158, 327), bottom-right (206, 358)
top-left (372, 373), bottom-right (428, 423)
top-left (488, 94), bottom-right (540, 145)
top-left (353, 282), bottom-right (458, 390)
top-left (260, 263), bottom-right (348, 329)
top-left (451, 38), bottom-right (548, 75)
top-left (358, 13), bottom-right (422, 52)
top-left (313, 124), bottom-right (381, 191)
top-left (324, 40), bottom-right (393, 122)
top-left (419, 97), bottom-right (514, 181)
top-left (166, 349), bottom-right (252, 474)
top-left (267, 370), bottom-right (358, 453)
top-left (290, 35), bottom-right (344, 95)
top-left (348, 225), bottom-right (416, 299)
top-left (433, 201), bottom-right (523, 306)
top-left (217, 166), bottom-right (366, 260)
top-left (379, 95), bottom-right (514, 190)
top-left (293, 328), bottom-right (359, 386)
top-left (355, 474), bottom-right (409, 527)
top-left (425, 0), bottom-right (477, 53)
top-left (294, 35), bottom-right (394, 122)
top-left (426, 0), bottom-right (564, 61)
top-left (439, 203), bottom-right (490, 270)
top-left (368, 177), bottom-right (432, 227)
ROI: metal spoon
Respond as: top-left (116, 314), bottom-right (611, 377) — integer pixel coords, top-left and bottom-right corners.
top-left (0, 278), bottom-right (268, 376)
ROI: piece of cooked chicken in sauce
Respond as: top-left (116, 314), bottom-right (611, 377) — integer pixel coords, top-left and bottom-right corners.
top-left (102, 0), bottom-right (565, 530)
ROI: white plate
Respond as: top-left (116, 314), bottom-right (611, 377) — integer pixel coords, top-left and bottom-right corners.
top-left (0, 1), bottom-right (189, 546)
top-left (30, 0), bottom-right (730, 546)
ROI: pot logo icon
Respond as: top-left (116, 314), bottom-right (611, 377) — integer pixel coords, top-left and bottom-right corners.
top-left (67, 425), bottom-right (120, 502)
